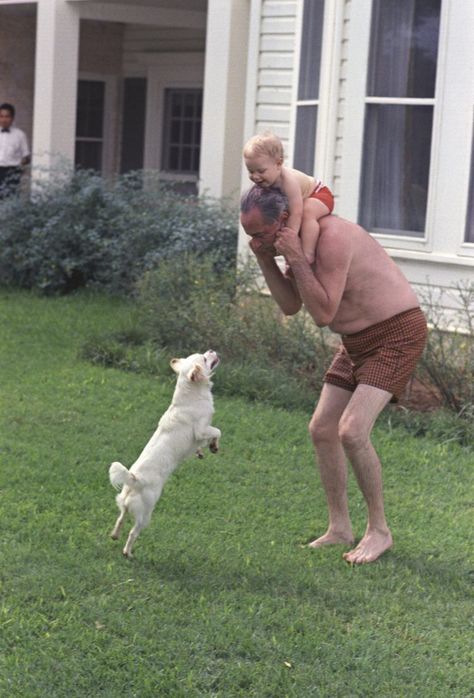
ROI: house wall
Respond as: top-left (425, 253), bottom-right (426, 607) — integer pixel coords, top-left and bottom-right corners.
top-left (79, 20), bottom-right (124, 75)
top-left (244, 0), bottom-right (473, 324)
top-left (0, 9), bottom-right (36, 150)
top-left (0, 11), bottom-right (123, 168)
top-left (253, 0), bottom-right (298, 157)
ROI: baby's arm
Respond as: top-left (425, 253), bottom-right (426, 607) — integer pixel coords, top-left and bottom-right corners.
top-left (281, 168), bottom-right (304, 235)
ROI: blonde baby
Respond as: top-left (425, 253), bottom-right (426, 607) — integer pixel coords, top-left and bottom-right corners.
top-left (243, 132), bottom-right (334, 265)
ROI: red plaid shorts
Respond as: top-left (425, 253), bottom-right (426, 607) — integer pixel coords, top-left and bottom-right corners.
top-left (324, 307), bottom-right (428, 402)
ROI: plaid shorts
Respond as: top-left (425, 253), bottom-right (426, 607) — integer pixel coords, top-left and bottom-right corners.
top-left (324, 307), bottom-right (428, 402)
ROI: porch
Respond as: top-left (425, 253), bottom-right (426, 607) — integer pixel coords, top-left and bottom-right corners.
top-left (0, 0), bottom-right (250, 198)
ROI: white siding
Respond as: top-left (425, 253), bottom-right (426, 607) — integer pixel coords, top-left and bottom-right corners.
top-left (254, 0), bottom-right (298, 152)
top-left (332, 0), bottom-right (351, 201)
top-left (246, 0), bottom-right (474, 329)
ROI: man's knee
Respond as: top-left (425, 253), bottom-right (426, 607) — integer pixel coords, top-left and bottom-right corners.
top-left (338, 414), bottom-right (370, 451)
top-left (308, 413), bottom-right (339, 445)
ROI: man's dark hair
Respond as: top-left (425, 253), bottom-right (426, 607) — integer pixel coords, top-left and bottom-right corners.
top-left (240, 185), bottom-right (289, 223)
top-left (0, 103), bottom-right (15, 118)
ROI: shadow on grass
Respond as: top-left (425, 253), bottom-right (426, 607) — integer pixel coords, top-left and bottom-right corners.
top-left (109, 539), bottom-right (472, 604)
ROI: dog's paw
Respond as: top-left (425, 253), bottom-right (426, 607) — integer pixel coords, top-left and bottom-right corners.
top-left (122, 549), bottom-right (133, 560)
top-left (209, 438), bottom-right (219, 454)
top-left (110, 531), bottom-right (119, 540)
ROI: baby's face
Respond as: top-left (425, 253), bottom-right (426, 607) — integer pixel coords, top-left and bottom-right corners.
top-left (245, 154), bottom-right (282, 187)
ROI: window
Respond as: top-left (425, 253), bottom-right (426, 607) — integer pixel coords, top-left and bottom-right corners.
top-left (359, 0), bottom-right (441, 237)
top-left (293, 0), bottom-right (325, 173)
top-left (75, 80), bottom-right (105, 172)
top-left (161, 88), bottom-right (202, 175)
top-left (465, 120), bottom-right (474, 243)
top-left (120, 78), bottom-right (147, 174)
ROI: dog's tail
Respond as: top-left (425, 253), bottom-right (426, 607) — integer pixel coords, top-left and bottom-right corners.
top-left (109, 461), bottom-right (141, 491)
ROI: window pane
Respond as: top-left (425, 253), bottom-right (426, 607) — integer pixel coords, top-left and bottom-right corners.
top-left (359, 105), bottom-right (433, 235)
top-left (162, 88), bottom-right (202, 173)
top-left (75, 140), bottom-right (103, 172)
top-left (297, 0), bottom-right (325, 100)
top-left (76, 80), bottom-right (105, 138)
top-left (170, 120), bottom-right (181, 143)
top-left (466, 123), bottom-right (474, 243)
top-left (293, 105), bottom-right (317, 174)
top-left (367, 0), bottom-right (441, 98)
top-left (120, 77), bottom-right (147, 173)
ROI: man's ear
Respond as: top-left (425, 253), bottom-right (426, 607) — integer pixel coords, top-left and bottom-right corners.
top-left (281, 210), bottom-right (289, 221)
top-left (170, 358), bottom-right (182, 373)
top-left (187, 363), bottom-right (204, 382)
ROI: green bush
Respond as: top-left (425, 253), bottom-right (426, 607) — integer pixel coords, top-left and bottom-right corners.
top-left (82, 254), bottom-right (334, 410)
top-left (0, 169), bottom-right (237, 294)
top-left (81, 258), bottom-right (474, 444)
top-left (418, 281), bottom-right (474, 414)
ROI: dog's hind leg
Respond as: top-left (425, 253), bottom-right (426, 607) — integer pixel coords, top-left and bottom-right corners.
top-left (111, 507), bottom-right (127, 540)
top-left (122, 516), bottom-right (148, 559)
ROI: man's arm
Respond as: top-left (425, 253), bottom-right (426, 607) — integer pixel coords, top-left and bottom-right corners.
top-left (20, 131), bottom-right (30, 166)
top-left (274, 220), bottom-right (352, 327)
top-left (250, 241), bottom-right (302, 316)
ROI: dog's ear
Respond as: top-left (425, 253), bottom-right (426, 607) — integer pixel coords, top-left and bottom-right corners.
top-left (187, 363), bottom-right (205, 382)
top-left (170, 358), bottom-right (182, 373)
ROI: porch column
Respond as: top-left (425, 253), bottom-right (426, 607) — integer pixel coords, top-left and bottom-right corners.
top-left (199, 0), bottom-right (250, 200)
top-left (32, 0), bottom-right (80, 171)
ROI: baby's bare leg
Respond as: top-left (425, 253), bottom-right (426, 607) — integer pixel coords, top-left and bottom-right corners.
top-left (301, 198), bottom-right (330, 264)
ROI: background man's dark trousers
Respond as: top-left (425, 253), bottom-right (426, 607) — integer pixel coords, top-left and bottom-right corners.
top-left (0, 165), bottom-right (21, 199)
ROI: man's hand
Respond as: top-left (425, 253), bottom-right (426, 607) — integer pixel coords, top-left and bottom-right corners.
top-left (248, 235), bottom-right (277, 258)
top-left (274, 226), bottom-right (303, 263)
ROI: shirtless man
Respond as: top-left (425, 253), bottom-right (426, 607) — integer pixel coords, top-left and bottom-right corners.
top-left (240, 185), bottom-right (427, 564)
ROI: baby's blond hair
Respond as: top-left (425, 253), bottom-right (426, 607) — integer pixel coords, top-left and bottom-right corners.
top-left (243, 131), bottom-right (284, 162)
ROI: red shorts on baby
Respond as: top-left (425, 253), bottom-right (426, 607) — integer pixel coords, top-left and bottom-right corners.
top-left (309, 185), bottom-right (334, 213)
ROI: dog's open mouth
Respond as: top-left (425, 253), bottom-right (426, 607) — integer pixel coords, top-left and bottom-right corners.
top-left (210, 356), bottom-right (220, 370)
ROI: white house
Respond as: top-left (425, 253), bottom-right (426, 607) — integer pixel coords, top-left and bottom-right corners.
top-left (0, 0), bottom-right (473, 307)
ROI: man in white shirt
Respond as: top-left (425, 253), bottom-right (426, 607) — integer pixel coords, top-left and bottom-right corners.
top-left (0, 103), bottom-right (30, 199)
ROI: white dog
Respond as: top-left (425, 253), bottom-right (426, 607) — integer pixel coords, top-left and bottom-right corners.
top-left (109, 350), bottom-right (221, 558)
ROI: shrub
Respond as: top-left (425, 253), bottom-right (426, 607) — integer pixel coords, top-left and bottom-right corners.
top-left (417, 281), bottom-right (474, 414)
top-left (0, 168), bottom-right (238, 294)
top-left (82, 254), bottom-right (334, 410)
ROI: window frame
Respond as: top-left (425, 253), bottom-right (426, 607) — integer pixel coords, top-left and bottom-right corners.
top-left (160, 88), bottom-right (202, 176)
top-left (140, 53), bottom-right (204, 186)
top-left (337, 0), bottom-right (474, 261)
top-left (76, 73), bottom-right (117, 176)
top-left (288, 0), bottom-right (344, 184)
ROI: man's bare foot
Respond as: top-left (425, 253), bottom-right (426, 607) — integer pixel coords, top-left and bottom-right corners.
top-left (308, 529), bottom-right (354, 548)
top-left (343, 528), bottom-right (392, 564)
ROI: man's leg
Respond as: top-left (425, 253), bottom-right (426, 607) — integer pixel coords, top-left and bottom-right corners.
top-left (337, 384), bottom-right (393, 564)
top-left (308, 383), bottom-right (354, 547)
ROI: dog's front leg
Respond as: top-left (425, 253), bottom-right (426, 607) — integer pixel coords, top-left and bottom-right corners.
top-left (195, 424), bottom-right (221, 454)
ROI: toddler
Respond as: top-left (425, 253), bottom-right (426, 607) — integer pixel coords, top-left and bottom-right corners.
top-left (243, 132), bottom-right (334, 265)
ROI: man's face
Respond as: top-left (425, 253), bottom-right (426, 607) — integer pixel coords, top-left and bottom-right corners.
top-left (0, 110), bottom-right (13, 130)
top-left (240, 206), bottom-right (284, 253)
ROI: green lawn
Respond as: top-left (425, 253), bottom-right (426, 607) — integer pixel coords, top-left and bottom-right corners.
top-left (1, 290), bottom-right (472, 697)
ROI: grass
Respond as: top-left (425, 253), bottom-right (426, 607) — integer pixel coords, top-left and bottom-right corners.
top-left (0, 289), bottom-right (473, 697)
